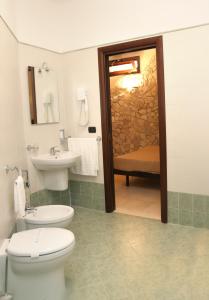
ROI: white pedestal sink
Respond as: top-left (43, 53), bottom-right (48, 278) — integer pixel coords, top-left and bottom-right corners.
top-left (31, 151), bottom-right (80, 191)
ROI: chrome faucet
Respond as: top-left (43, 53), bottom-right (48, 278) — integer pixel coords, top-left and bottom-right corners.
top-left (49, 146), bottom-right (60, 156)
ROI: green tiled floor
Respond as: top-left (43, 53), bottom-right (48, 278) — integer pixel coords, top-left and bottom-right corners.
top-left (65, 207), bottom-right (209, 299)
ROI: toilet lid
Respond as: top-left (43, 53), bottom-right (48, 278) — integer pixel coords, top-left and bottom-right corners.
top-left (25, 205), bottom-right (74, 225)
top-left (7, 228), bottom-right (75, 258)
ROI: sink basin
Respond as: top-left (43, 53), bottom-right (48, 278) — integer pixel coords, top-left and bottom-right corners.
top-left (31, 151), bottom-right (80, 171)
top-left (31, 151), bottom-right (80, 191)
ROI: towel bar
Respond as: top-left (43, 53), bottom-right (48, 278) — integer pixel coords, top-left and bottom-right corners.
top-left (4, 165), bottom-right (20, 175)
top-left (3, 165), bottom-right (29, 180)
top-left (68, 136), bottom-right (101, 142)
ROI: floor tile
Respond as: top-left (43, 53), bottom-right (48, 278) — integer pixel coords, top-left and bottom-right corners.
top-left (66, 206), bottom-right (209, 300)
top-left (115, 175), bottom-right (161, 220)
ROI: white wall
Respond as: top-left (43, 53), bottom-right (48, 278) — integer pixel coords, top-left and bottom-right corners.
top-left (0, 19), bottom-right (26, 244)
top-left (1, 0), bottom-right (209, 52)
top-left (18, 45), bottom-right (68, 192)
top-left (63, 24), bottom-right (209, 195)
top-left (64, 48), bottom-right (104, 183)
top-left (164, 25), bottom-right (209, 195)
top-left (0, 0), bottom-right (17, 35)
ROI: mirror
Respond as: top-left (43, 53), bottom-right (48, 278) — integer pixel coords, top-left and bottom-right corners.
top-left (28, 65), bottom-right (60, 124)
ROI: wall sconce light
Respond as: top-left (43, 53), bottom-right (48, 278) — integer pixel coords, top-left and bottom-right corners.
top-left (109, 56), bottom-right (140, 76)
top-left (38, 62), bottom-right (50, 74)
top-left (118, 74), bottom-right (143, 92)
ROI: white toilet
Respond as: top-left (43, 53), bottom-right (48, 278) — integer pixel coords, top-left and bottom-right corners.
top-left (16, 205), bottom-right (74, 231)
top-left (0, 227), bottom-right (75, 300)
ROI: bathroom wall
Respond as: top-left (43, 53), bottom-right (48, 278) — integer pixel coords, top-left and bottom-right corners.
top-left (110, 49), bottom-right (159, 156)
top-left (164, 25), bottom-right (209, 226)
top-left (0, 18), bottom-right (26, 244)
top-left (63, 48), bottom-right (104, 184)
top-left (0, 24), bottom-right (105, 212)
top-left (18, 23), bottom-right (209, 222)
top-left (17, 44), bottom-right (68, 193)
top-left (62, 24), bottom-right (209, 225)
top-left (164, 25), bottom-right (209, 196)
top-left (62, 48), bottom-right (105, 209)
top-left (17, 44), bottom-right (105, 209)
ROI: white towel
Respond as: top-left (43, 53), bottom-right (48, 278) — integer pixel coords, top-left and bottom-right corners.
top-left (68, 138), bottom-right (99, 176)
top-left (14, 176), bottom-right (26, 217)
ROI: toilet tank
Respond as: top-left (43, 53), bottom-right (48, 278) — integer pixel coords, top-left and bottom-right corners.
top-left (0, 239), bottom-right (9, 296)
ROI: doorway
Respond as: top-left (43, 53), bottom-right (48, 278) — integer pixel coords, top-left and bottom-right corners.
top-left (98, 36), bottom-right (167, 223)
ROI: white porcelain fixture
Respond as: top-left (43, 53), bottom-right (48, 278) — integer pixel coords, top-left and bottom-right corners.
top-left (0, 228), bottom-right (75, 300)
top-left (31, 151), bottom-right (80, 190)
top-left (16, 205), bottom-right (74, 232)
top-left (31, 151), bottom-right (80, 171)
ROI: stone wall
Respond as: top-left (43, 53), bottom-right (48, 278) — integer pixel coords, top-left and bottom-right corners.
top-left (110, 49), bottom-right (159, 156)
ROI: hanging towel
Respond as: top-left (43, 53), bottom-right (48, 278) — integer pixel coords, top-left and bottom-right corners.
top-left (68, 138), bottom-right (99, 176)
top-left (14, 176), bottom-right (26, 217)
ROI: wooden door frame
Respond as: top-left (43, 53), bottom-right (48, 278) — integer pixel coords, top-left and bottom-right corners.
top-left (98, 36), bottom-right (167, 223)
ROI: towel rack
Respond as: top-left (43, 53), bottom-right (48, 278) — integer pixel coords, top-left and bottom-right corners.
top-left (3, 165), bottom-right (29, 181)
top-left (68, 136), bottom-right (102, 142)
top-left (4, 165), bottom-right (20, 175)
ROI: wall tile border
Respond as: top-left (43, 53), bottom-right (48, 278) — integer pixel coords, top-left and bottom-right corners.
top-left (32, 186), bottom-right (209, 228)
top-left (70, 180), bottom-right (105, 211)
top-left (30, 180), bottom-right (105, 211)
top-left (168, 191), bottom-right (209, 229)
top-left (30, 189), bottom-right (71, 207)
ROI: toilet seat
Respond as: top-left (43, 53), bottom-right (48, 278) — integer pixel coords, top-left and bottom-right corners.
top-left (7, 228), bottom-right (75, 258)
top-left (24, 205), bottom-right (74, 225)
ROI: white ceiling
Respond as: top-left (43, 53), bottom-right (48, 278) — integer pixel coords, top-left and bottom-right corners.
top-left (1, 0), bottom-right (209, 53)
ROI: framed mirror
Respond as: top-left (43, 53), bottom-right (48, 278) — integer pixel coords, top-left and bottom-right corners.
top-left (28, 65), bottom-right (60, 124)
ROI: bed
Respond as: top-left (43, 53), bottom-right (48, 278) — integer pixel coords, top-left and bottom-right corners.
top-left (114, 145), bottom-right (160, 186)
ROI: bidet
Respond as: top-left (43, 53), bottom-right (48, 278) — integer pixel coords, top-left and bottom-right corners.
top-left (16, 205), bottom-right (74, 231)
